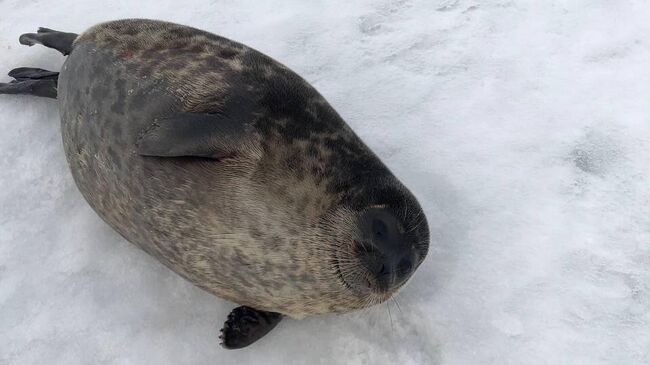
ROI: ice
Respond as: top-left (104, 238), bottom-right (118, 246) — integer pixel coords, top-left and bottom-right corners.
top-left (1, 0), bottom-right (649, 364)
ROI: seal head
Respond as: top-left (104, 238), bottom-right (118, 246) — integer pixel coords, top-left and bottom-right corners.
top-left (328, 181), bottom-right (429, 307)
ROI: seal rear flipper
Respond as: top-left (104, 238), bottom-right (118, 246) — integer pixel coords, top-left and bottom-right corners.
top-left (219, 306), bottom-right (283, 349)
top-left (19, 27), bottom-right (78, 56)
top-left (9, 67), bottom-right (59, 81)
top-left (137, 112), bottom-right (252, 159)
top-left (0, 66), bottom-right (59, 99)
top-left (0, 79), bottom-right (57, 99)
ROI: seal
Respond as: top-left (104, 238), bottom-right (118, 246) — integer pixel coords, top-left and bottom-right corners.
top-left (0, 19), bottom-right (430, 349)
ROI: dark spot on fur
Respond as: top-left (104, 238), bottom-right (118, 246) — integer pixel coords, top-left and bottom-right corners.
top-left (166, 60), bottom-right (186, 70)
top-left (108, 148), bottom-right (121, 167)
top-left (300, 274), bottom-right (313, 283)
top-left (140, 48), bottom-right (157, 60)
top-left (306, 145), bottom-right (319, 157)
top-left (111, 123), bottom-right (122, 137)
top-left (111, 79), bottom-right (126, 114)
top-left (218, 48), bottom-right (238, 59)
top-left (284, 150), bottom-right (303, 170)
top-left (188, 44), bottom-right (205, 53)
top-left (205, 56), bottom-right (226, 70)
top-left (167, 27), bottom-right (197, 39)
top-left (167, 40), bottom-right (187, 50)
top-left (261, 259), bottom-right (271, 269)
top-left (122, 27), bottom-right (139, 36)
top-left (90, 85), bottom-right (108, 100)
top-left (249, 227), bottom-right (263, 240)
top-left (297, 195), bottom-right (309, 213)
top-left (121, 50), bottom-right (135, 59)
top-left (267, 235), bottom-right (282, 249)
top-left (288, 275), bottom-right (306, 290)
top-left (311, 165), bottom-right (325, 182)
top-left (272, 183), bottom-right (287, 196)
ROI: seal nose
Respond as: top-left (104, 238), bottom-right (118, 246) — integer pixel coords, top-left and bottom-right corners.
top-left (359, 208), bottom-right (415, 291)
top-left (363, 254), bottom-right (414, 292)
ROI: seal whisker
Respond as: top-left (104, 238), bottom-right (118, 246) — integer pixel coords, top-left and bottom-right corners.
top-left (392, 297), bottom-right (403, 316)
top-left (386, 302), bottom-right (394, 332)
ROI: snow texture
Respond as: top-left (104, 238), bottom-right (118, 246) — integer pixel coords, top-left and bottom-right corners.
top-left (1, 0), bottom-right (649, 364)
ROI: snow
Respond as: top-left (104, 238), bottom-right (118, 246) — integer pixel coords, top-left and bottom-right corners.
top-left (1, 0), bottom-right (649, 364)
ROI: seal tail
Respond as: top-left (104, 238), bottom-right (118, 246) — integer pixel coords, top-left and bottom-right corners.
top-left (0, 68), bottom-right (59, 99)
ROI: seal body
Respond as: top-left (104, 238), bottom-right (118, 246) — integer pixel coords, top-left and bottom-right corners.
top-left (56, 19), bottom-right (429, 319)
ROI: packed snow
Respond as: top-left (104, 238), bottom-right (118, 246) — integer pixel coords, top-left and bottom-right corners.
top-left (1, 0), bottom-right (649, 364)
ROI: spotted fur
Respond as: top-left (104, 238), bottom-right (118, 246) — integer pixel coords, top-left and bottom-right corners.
top-left (59, 19), bottom-right (429, 318)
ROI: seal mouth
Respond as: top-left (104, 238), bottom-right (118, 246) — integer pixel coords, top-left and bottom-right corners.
top-left (334, 254), bottom-right (375, 295)
top-left (335, 257), bottom-right (398, 306)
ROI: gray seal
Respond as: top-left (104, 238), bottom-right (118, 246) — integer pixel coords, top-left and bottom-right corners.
top-left (0, 19), bottom-right (430, 349)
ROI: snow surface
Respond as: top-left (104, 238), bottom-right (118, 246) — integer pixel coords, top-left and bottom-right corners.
top-left (1, 0), bottom-right (649, 364)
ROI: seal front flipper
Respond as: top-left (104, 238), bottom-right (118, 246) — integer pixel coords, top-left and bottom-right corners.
top-left (219, 306), bottom-right (283, 349)
top-left (137, 112), bottom-right (252, 159)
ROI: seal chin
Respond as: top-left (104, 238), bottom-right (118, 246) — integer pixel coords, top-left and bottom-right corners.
top-left (334, 259), bottom-right (356, 292)
top-left (334, 253), bottom-right (402, 307)
top-left (334, 256), bottom-right (370, 293)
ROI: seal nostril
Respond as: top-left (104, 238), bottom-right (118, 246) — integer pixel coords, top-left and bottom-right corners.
top-left (372, 219), bottom-right (388, 240)
top-left (397, 258), bottom-right (413, 279)
top-left (373, 262), bottom-right (391, 291)
top-left (378, 264), bottom-right (388, 276)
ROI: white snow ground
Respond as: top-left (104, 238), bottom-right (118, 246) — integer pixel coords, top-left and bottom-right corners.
top-left (1, 0), bottom-right (649, 364)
